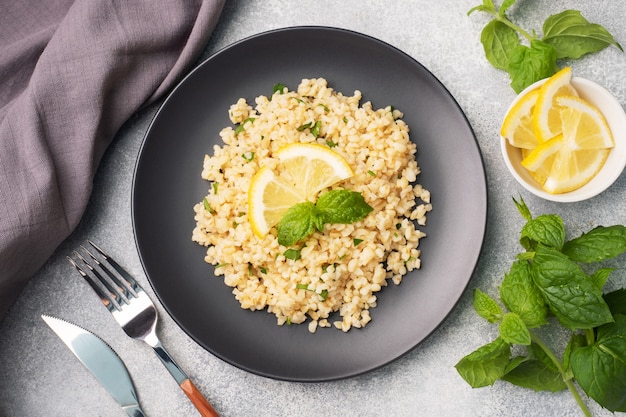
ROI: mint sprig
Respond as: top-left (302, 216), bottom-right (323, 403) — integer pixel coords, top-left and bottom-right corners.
top-left (469, 1), bottom-right (623, 92)
top-left (455, 197), bottom-right (626, 415)
top-left (277, 189), bottom-right (373, 247)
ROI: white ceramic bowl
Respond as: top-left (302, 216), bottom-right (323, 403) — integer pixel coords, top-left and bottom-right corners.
top-left (501, 77), bottom-right (626, 202)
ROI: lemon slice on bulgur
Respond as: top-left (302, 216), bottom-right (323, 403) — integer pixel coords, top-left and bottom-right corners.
top-left (248, 143), bottom-right (354, 238)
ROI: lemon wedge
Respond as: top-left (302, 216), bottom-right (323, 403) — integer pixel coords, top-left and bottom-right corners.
top-left (501, 89), bottom-right (541, 149)
top-left (557, 95), bottom-right (614, 150)
top-left (543, 147), bottom-right (610, 194)
top-left (248, 143), bottom-right (354, 238)
top-left (532, 66), bottom-right (579, 142)
top-left (521, 134), bottom-right (564, 185)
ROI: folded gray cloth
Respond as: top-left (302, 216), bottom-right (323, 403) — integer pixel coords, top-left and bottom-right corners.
top-left (0, 0), bottom-right (225, 320)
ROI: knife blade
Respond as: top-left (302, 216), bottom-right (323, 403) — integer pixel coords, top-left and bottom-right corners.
top-left (42, 315), bottom-right (147, 417)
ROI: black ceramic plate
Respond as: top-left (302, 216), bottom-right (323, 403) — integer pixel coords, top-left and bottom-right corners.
top-left (133, 27), bottom-right (487, 382)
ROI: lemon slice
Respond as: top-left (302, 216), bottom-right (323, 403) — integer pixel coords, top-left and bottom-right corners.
top-left (521, 134), bottom-right (564, 185)
top-left (274, 143), bottom-right (354, 200)
top-left (557, 95), bottom-right (614, 150)
top-left (248, 166), bottom-right (306, 238)
top-left (543, 147), bottom-right (610, 194)
top-left (248, 143), bottom-right (354, 238)
top-left (501, 89), bottom-right (541, 149)
top-left (532, 67), bottom-right (579, 142)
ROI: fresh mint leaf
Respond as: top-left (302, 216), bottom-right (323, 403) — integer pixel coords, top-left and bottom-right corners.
top-left (590, 267), bottom-right (613, 290)
top-left (563, 333), bottom-right (587, 374)
top-left (499, 312), bottom-right (531, 345)
top-left (502, 358), bottom-right (567, 392)
top-left (467, 1), bottom-right (495, 16)
top-left (532, 244), bottom-right (614, 330)
top-left (543, 10), bottom-right (623, 60)
top-left (507, 40), bottom-right (558, 93)
top-left (513, 196), bottom-right (532, 222)
top-left (276, 190), bottom-right (373, 247)
top-left (473, 289), bottom-right (503, 323)
top-left (480, 20), bottom-right (521, 71)
top-left (499, 0), bottom-right (516, 16)
top-left (316, 190), bottom-right (373, 224)
top-left (455, 338), bottom-right (511, 388)
top-left (500, 260), bottom-right (547, 328)
top-left (570, 315), bottom-right (626, 412)
top-left (521, 214), bottom-right (565, 250)
top-left (562, 225), bottom-right (626, 263)
top-left (277, 202), bottom-right (320, 246)
top-left (604, 289), bottom-right (626, 316)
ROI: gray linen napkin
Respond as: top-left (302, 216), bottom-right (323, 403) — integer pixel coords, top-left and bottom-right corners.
top-left (0, 0), bottom-right (225, 320)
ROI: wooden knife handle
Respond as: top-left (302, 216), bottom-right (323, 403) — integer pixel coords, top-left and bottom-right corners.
top-left (180, 379), bottom-right (220, 417)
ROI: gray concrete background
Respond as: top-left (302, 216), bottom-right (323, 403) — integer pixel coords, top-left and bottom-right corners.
top-left (2, 1), bottom-right (626, 416)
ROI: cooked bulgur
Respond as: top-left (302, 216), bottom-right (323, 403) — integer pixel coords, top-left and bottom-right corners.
top-left (192, 78), bottom-right (431, 332)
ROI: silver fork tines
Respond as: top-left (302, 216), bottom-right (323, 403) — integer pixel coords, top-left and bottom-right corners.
top-left (67, 241), bottom-right (220, 417)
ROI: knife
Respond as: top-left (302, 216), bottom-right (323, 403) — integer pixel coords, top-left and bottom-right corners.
top-left (42, 315), bottom-right (147, 417)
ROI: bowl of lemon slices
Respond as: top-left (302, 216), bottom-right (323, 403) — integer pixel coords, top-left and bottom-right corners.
top-left (500, 67), bottom-right (626, 202)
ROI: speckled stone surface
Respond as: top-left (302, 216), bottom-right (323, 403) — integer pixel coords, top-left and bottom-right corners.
top-left (2, 1), bottom-right (626, 416)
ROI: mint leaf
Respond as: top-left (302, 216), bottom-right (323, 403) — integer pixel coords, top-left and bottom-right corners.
top-left (590, 267), bottom-right (613, 290)
top-left (521, 214), bottom-right (565, 250)
top-left (502, 358), bottom-right (567, 392)
top-left (499, 0), bottom-right (516, 16)
top-left (316, 190), bottom-right (373, 224)
top-left (507, 40), bottom-right (558, 93)
top-left (562, 225), bottom-right (626, 263)
top-left (532, 245), bottom-right (614, 330)
top-left (543, 10), bottom-right (623, 60)
top-left (513, 196), bottom-right (532, 222)
top-left (468, 0), bottom-right (495, 16)
top-left (570, 315), bottom-right (626, 412)
top-left (480, 20), bottom-right (521, 70)
top-left (604, 289), bottom-right (626, 316)
top-left (473, 289), bottom-right (503, 323)
top-left (455, 338), bottom-right (511, 388)
top-left (500, 260), bottom-right (547, 328)
top-left (499, 312), bottom-right (531, 345)
top-left (276, 190), bottom-right (373, 247)
top-left (277, 202), bottom-right (320, 246)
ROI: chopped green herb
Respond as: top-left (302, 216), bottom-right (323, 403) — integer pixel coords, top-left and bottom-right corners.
top-left (259, 266), bottom-right (267, 274)
top-left (203, 197), bottom-right (216, 214)
top-left (296, 283), bottom-right (309, 290)
top-left (367, 170), bottom-right (376, 177)
top-left (297, 122), bottom-right (312, 131)
top-left (343, 116), bottom-right (349, 123)
top-left (320, 289), bottom-right (328, 301)
top-left (273, 83), bottom-right (286, 95)
top-left (283, 248), bottom-right (302, 261)
top-left (318, 103), bottom-right (330, 112)
top-left (212, 182), bottom-right (219, 195)
top-left (215, 263), bottom-right (231, 269)
top-left (285, 317), bottom-right (291, 325)
top-left (291, 97), bottom-right (305, 104)
top-left (404, 256), bottom-right (417, 265)
top-left (326, 139), bottom-right (338, 148)
top-left (353, 238), bottom-right (364, 246)
top-left (234, 117), bottom-right (256, 134)
top-left (396, 223), bottom-right (402, 229)
top-left (242, 151), bottom-right (255, 162)
top-left (310, 121), bottom-right (322, 138)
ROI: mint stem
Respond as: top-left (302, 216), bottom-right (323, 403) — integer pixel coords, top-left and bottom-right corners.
top-left (530, 331), bottom-right (593, 417)
top-left (481, 8), bottom-right (535, 42)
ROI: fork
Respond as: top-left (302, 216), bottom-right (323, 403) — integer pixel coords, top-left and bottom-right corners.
top-left (68, 241), bottom-right (220, 417)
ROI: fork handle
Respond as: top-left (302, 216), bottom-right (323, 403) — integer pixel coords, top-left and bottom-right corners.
top-left (181, 379), bottom-right (220, 417)
top-left (152, 343), bottom-right (220, 417)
